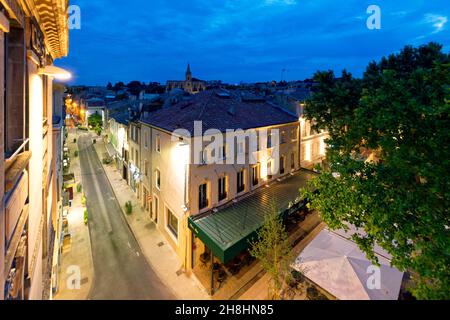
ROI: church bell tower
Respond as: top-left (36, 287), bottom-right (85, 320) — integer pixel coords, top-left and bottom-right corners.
top-left (186, 63), bottom-right (192, 82)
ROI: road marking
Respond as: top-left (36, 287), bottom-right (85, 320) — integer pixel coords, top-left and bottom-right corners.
top-left (136, 252), bottom-right (140, 257)
top-left (128, 242), bottom-right (131, 249)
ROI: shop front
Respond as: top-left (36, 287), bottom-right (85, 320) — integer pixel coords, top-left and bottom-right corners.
top-left (188, 170), bottom-right (318, 298)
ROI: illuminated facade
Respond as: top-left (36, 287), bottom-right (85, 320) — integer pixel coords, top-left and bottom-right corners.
top-left (166, 64), bottom-right (206, 94)
top-left (300, 116), bottom-right (328, 169)
top-left (107, 114), bottom-right (129, 179)
top-left (139, 90), bottom-right (301, 273)
top-left (0, 0), bottom-right (69, 300)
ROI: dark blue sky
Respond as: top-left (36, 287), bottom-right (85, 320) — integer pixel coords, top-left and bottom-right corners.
top-left (56, 0), bottom-right (450, 86)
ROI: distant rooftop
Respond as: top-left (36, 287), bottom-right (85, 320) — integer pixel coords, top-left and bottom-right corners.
top-left (140, 89), bottom-right (298, 135)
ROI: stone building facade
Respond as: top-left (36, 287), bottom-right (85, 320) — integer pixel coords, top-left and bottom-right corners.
top-left (0, 0), bottom-right (69, 300)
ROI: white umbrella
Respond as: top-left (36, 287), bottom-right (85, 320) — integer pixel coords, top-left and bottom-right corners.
top-left (293, 229), bottom-right (404, 300)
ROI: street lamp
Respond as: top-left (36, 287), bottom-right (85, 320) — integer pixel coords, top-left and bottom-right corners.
top-left (38, 65), bottom-right (72, 81)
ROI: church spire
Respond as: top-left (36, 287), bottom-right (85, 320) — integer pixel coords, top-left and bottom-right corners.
top-left (186, 63), bottom-right (192, 81)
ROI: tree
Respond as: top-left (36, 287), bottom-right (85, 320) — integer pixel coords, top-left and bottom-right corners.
top-left (106, 82), bottom-right (113, 90)
top-left (302, 43), bottom-right (450, 299)
top-left (127, 80), bottom-right (144, 96)
top-left (88, 113), bottom-right (102, 128)
top-left (113, 81), bottom-right (125, 92)
top-left (249, 202), bottom-right (293, 300)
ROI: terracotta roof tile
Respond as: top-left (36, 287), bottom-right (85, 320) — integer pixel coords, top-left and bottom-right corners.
top-left (141, 89), bottom-right (298, 135)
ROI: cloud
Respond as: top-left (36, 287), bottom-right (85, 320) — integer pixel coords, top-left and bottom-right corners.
top-left (424, 14), bottom-right (448, 33)
top-left (265, 0), bottom-right (297, 5)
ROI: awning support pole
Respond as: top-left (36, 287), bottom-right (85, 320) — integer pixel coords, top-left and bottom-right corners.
top-left (210, 253), bottom-right (214, 296)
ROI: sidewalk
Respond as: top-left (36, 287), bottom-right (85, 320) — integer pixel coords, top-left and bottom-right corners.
top-left (53, 129), bottom-right (94, 300)
top-left (93, 135), bottom-right (210, 300)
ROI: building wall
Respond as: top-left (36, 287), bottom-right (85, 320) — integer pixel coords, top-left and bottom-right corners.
top-left (27, 59), bottom-right (44, 300)
top-left (140, 121), bottom-right (300, 271)
top-left (189, 123), bottom-right (299, 214)
top-left (300, 117), bottom-right (328, 169)
top-left (185, 123), bottom-right (300, 270)
top-left (148, 128), bottom-right (188, 261)
top-left (128, 122), bottom-right (141, 197)
top-left (0, 21), bottom-right (6, 301)
top-left (1, 0), bottom-right (68, 301)
top-left (140, 125), bottom-right (152, 213)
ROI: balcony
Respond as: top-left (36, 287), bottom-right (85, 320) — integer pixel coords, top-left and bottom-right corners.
top-left (5, 140), bottom-right (31, 194)
top-left (4, 160), bottom-right (30, 284)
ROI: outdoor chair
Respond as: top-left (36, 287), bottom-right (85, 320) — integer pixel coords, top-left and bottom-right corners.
top-left (226, 258), bottom-right (242, 275)
top-left (217, 269), bottom-right (227, 288)
top-left (242, 254), bottom-right (256, 267)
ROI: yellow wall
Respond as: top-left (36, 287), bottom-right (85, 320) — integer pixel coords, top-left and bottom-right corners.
top-left (0, 27), bottom-right (5, 301)
top-left (27, 59), bottom-right (44, 300)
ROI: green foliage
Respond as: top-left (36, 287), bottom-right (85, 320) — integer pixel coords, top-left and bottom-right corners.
top-left (81, 194), bottom-right (87, 207)
top-left (303, 43), bottom-right (450, 300)
top-left (77, 126), bottom-right (88, 131)
top-left (125, 201), bottom-right (133, 215)
top-left (84, 210), bottom-right (89, 225)
top-left (249, 202), bottom-right (293, 300)
top-left (88, 113), bottom-right (103, 128)
top-left (73, 138), bottom-right (77, 143)
top-left (74, 150), bottom-right (78, 157)
top-left (102, 157), bottom-right (113, 165)
top-left (76, 183), bottom-right (82, 193)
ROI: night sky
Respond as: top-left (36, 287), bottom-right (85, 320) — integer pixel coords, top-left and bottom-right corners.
top-left (56, 0), bottom-right (450, 86)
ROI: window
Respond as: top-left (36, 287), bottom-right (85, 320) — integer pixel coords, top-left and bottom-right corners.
top-left (144, 160), bottom-right (149, 177)
top-left (153, 195), bottom-right (159, 223)
top-left (237, 170), bottom-right (245, 193)
top-left (155, 169), bottom-right (161, 190)
top-left (252, 164), bottom-right (260, 186)
top-left (156, 135), bottom-right (161, 153)
top-left (267, 132), bottom-right (273, 149)
top-left (144, 131), bottom-right (149, 149)
top-left (130, 126), bottom-right (138, 142)
top-left (199, 183), bottom-right (209, 210)
top-left (291, 153), bottom-right (296, 170)
top-left (1, 24), bottom-right (25, 156)
top-left (267, 161), bottom-right (273, 179)
top-left (256, 132), bottom-right (261, 151)
top-left (167, 209), bottom-right (178, 239)
top-left (143, 188), bottom-right (150, 212)
top-left (302, 123), bottom-right (308, 138)
top-left (135, 150), bottom-right (139, 165)
top-left (281, 131), bottom-right (287, 144)
top-left (218, 177), bottom-right (227, 202)
top-left (292, 127), bottom-right (299, 141)
top-left (280, 155), bottom-right (286, 175)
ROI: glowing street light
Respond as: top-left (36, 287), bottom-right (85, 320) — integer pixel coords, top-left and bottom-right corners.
top-left (38, 65), bottom-right (72, 81)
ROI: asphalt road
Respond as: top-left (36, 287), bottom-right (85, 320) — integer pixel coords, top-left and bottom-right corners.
top-left (78, 133), bottom-right (175, 300)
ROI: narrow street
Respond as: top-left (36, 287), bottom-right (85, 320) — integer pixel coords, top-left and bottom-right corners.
top-left (77, 133), bottom-right (175, 300)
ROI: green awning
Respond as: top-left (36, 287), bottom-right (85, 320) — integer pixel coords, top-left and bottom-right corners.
top-left (188, 170), bottom-right (317, 264)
